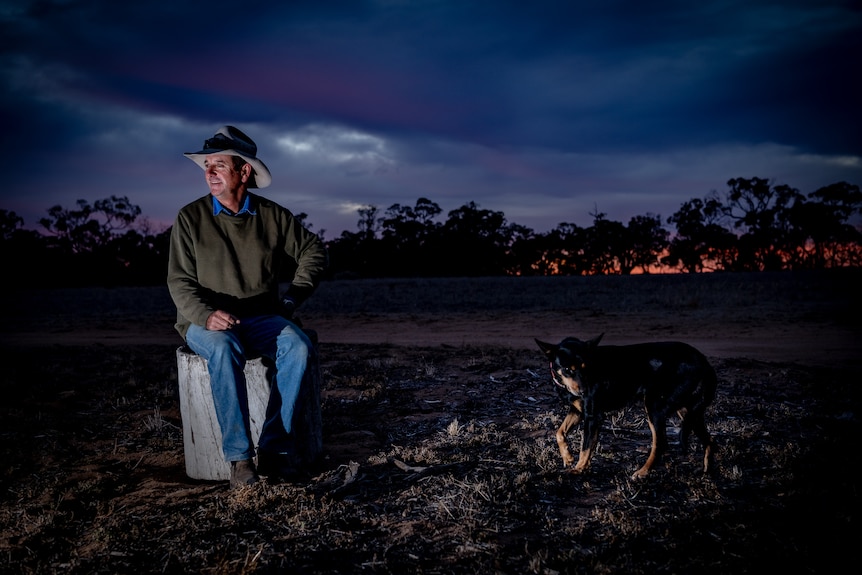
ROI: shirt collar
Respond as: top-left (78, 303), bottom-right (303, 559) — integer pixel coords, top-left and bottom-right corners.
top-left (212, 194), bottom-right (257, 216)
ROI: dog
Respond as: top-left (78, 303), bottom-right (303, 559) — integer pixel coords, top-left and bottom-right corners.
top-left (535, 334), bottom-right (717, 479)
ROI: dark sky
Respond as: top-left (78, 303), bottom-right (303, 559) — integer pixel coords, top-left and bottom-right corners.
top-left (2, 0), bottom-right (860, 238)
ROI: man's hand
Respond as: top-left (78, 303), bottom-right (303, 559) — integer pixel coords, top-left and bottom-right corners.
top-left (280, 296), bottom-right (296, 319)
top-left (206, 310), bottom-right (240, 331)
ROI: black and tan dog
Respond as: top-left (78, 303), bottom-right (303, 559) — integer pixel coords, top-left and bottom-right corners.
top-left (535, 334), bottom-right (717, 479)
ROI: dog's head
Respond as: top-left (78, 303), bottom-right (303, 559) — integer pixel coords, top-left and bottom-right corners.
top-left (535, 334), bottom-right (603, 397)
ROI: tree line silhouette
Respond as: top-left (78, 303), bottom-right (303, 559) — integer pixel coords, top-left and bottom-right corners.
top-left (2, 177), bottom-right (860, 287)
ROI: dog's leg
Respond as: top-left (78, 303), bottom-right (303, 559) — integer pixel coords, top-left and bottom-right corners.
top-left (702, 438), bottom-right (715, 475)
top-left (573, 410), bottom-right (601, 473)
top-left (556, 399), bottom-right (582, 468)
top-left (696, 364), bottom-right (719, 474)
top-left (633, 410), bottom-right (669, 480)
top-left (680, 371), bottom-right (717, 474)
top-left (679, 408), bottom-right (693, 455)
top-left (687, 409), bottom-right (715, 474)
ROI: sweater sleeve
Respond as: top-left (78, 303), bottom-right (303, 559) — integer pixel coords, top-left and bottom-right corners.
top-left (166, 209), bottom-right (215, 333)
top-left (281, 212), bottom-right (328, 307)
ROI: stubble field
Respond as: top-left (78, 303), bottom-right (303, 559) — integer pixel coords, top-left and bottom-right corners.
top-left (1, 271), bottom-right (859, 574)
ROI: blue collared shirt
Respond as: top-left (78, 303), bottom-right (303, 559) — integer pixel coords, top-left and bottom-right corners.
top-left (212, 194), bottom-right (257, 216)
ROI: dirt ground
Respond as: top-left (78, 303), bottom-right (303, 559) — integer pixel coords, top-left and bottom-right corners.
top-left (1, 272), bottom-right (859, 574)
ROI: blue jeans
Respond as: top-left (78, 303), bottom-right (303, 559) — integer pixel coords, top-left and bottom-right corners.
top-left (185, 315), bottom-right (314, 462)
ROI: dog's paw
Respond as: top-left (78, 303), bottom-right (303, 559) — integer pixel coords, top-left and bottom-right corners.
top-left (630, 468), bottom-right (650, 481)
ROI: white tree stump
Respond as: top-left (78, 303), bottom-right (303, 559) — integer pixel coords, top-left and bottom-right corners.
top-left (176, 340), bottom-right (322, 481)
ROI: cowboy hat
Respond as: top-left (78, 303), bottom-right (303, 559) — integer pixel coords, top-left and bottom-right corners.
top-left (184, 125), bottom-right (272, 188)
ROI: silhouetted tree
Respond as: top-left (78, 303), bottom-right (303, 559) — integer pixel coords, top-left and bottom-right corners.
top-left (325, 204), bottom-right (392, 278)
top-left (510, 222), bottom-right (584, 276)
top-left (379, 197), bottom-right (444, 276)
top-left (440, 202), bottom-right (513, 276)
top-left (324, 178), bottom-right (861, 278)
top-left (500, 223), bottom-right (536, 276)
top-left (622, 214), bottom-right (669, 274)
top-left (721, 177), bottom-right (805, 271)
top-left (791, 182), bottom-right (862, 268)
top-left (581, 211), bottom-right (626, 274)
top-left (0, 209), bottom-right (24, 241)
top-left (356, 205), bottom-right (380, 241)
top-left (39, 195), bottom-right (142, 256)
top-left (547, 223), bottom-right (589, 275)
top-left (665, 196), bottom-right (738, 272)
top-left (33, 195), bottom-right (167, 285)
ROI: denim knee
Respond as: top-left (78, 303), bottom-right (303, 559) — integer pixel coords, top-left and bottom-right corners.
top-left (186, 325), bottom-right (245, 364)
top-left (276, 326), bottom-right (311, 362)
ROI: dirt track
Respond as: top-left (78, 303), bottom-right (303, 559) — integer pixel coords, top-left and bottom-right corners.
top-left (4, 271), bottom-right (860, 369)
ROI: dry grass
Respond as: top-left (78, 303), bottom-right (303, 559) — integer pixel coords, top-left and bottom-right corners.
top-left (0, 341), bottom-right (858, 574)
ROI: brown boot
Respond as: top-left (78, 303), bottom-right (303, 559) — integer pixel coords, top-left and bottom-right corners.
top-left (229, 459), bottom-right (259, 489)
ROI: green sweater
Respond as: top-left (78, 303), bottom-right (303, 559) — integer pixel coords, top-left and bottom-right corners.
top-left (167, 193), bottom-right (328, 339)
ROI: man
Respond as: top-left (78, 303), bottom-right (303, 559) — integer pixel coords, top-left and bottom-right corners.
top-left (168, 125), bottom-right (328, 489)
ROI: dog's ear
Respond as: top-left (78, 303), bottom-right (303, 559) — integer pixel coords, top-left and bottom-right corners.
top-left (535, 339), bottom-right (557, 358)
top-left (588, 333), bottom-right (604, 347)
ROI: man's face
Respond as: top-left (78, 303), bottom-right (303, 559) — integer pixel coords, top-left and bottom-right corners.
top-left (203, 154), bottom-right (247, 198)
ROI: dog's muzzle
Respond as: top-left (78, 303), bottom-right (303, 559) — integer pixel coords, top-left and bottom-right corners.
top-left (548, 362), bottom-right (566, 389)
top-left (550, 362), bottom-right (582, 398)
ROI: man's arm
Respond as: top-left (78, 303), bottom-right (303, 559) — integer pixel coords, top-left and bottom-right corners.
top-left (166, 211), bottom-right (216, 328)
top-left (281, 215), bottom-right (328, 308)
